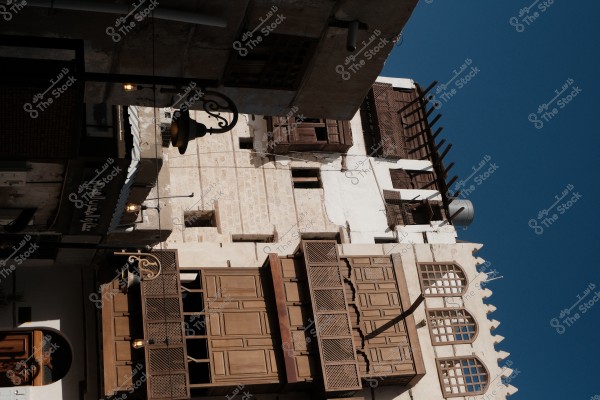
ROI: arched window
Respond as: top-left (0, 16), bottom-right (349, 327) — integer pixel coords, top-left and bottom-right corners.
top-left (427, 308), bottom-right (478, 344)
top-left (437, 357), bottom-right (488, 398)
top-left (418, 262), bottom-right (468, 296)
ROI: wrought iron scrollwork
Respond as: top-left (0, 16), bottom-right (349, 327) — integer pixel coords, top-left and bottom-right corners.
top-left (169, 86), bottom-right (239, 154)
top-left (199, 89), bottom-right (239, 134)
top-left (173, 87), bottom-right (238, 134)
top-left (114, 251), bottom-right (162, 281)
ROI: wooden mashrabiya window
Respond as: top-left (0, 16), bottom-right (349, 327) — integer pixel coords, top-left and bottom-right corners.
top-left (417, 262), bottom-right (468, 297)
top-left (436, 356), bottom-right (489, 398)
top-left (426, 308), bottom-right (478, 344)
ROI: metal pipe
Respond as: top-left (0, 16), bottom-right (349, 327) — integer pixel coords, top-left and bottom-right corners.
top-left (429, 113), bottom-right (442, 128)
top-left (446, 175), bottom-right (458, 189)
top-left (407, 129), bottom-right (426, 141)
top-left (436, 143), bottom-right (453, 165)
top-left (27, 0), bottom-right (227, 27)
top-left (397, 80), bottom-right (438, 114)
top-left (444, 161), bottom-right (455, 177)
top-left (435, 138), bottom-right (447, 151)
top-left (426, 106), bottom-right (435, 117)
top-left (347, 20), bottom-right (359, 52)
top-left (403, 104), bottom-right (422, 118)
top-left (449, 191), bottom-right (461, 201)
top-left (448, 206), bottom-right (465, 222)
top-left (403, 118), bottom-right (424, 130)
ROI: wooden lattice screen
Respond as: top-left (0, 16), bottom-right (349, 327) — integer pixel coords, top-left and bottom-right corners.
top-left (141, 251), bottom-right (190, 400)
top-left (390, 169), bottom-right (438, 190)
top-left (301, 241), bottom-right (362, 393)
top-left (360, 83), bottom-right (431, 160)
top-left (267, 116), bottom-right (352, 154)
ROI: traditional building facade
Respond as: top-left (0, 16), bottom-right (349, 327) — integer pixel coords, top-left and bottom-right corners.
top-left (0, 4), bottom-right (518, 398)
top-left (91, 78), bottom-right (517, 400)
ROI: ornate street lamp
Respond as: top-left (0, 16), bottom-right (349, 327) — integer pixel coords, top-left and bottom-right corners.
top-left (170, 89), bottom-right (239, 154)
top-left (114, 251), bottom-right (162, 293)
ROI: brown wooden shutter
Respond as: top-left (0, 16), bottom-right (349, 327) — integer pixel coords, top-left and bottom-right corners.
top-left (340, 120), bottom-right (353, 148)
top-left (390, 169), bottom-right (412, 189)
top-left (411, 170), bottom-right (437, 189)
top-left (201, 268), bottom-right (281, 385)
top-left (390, 169), bottom-right (437, 190)
top-left (302, 240), bottom-right (362, 393)
top-left (361, 83), bottom-right (436, 161)
top-left (266, 117), bottom-right (352, 154)
top-left (343, 256), bottom-right (424, 385)
top-left (141, 251), bottom-right (190, 400)
top-left (295, 119), bottom-right (321, 142)
top-left (371, 83), bottom-right (406, 158)
top-left (325, 119), bottom-right (340, 144)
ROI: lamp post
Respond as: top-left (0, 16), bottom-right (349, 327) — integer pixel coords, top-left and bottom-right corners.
top-left (122, 81), bottom-right (240, 155)
top-left (169, 89), bottom-right (239, 154)
top-left (115, 250), bottom-right (162, 294)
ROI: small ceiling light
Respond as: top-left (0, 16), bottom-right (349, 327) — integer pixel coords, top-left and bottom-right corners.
top-left (126, 203), bottom-right (142, 213)
top-left (123, 83), bottom-right (138, 92)
top-left (132, 338), bottom-right (155, 349)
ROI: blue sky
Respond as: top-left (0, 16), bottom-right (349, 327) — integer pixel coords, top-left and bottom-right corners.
top-left (383, 1), bottom-right (600, 399)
